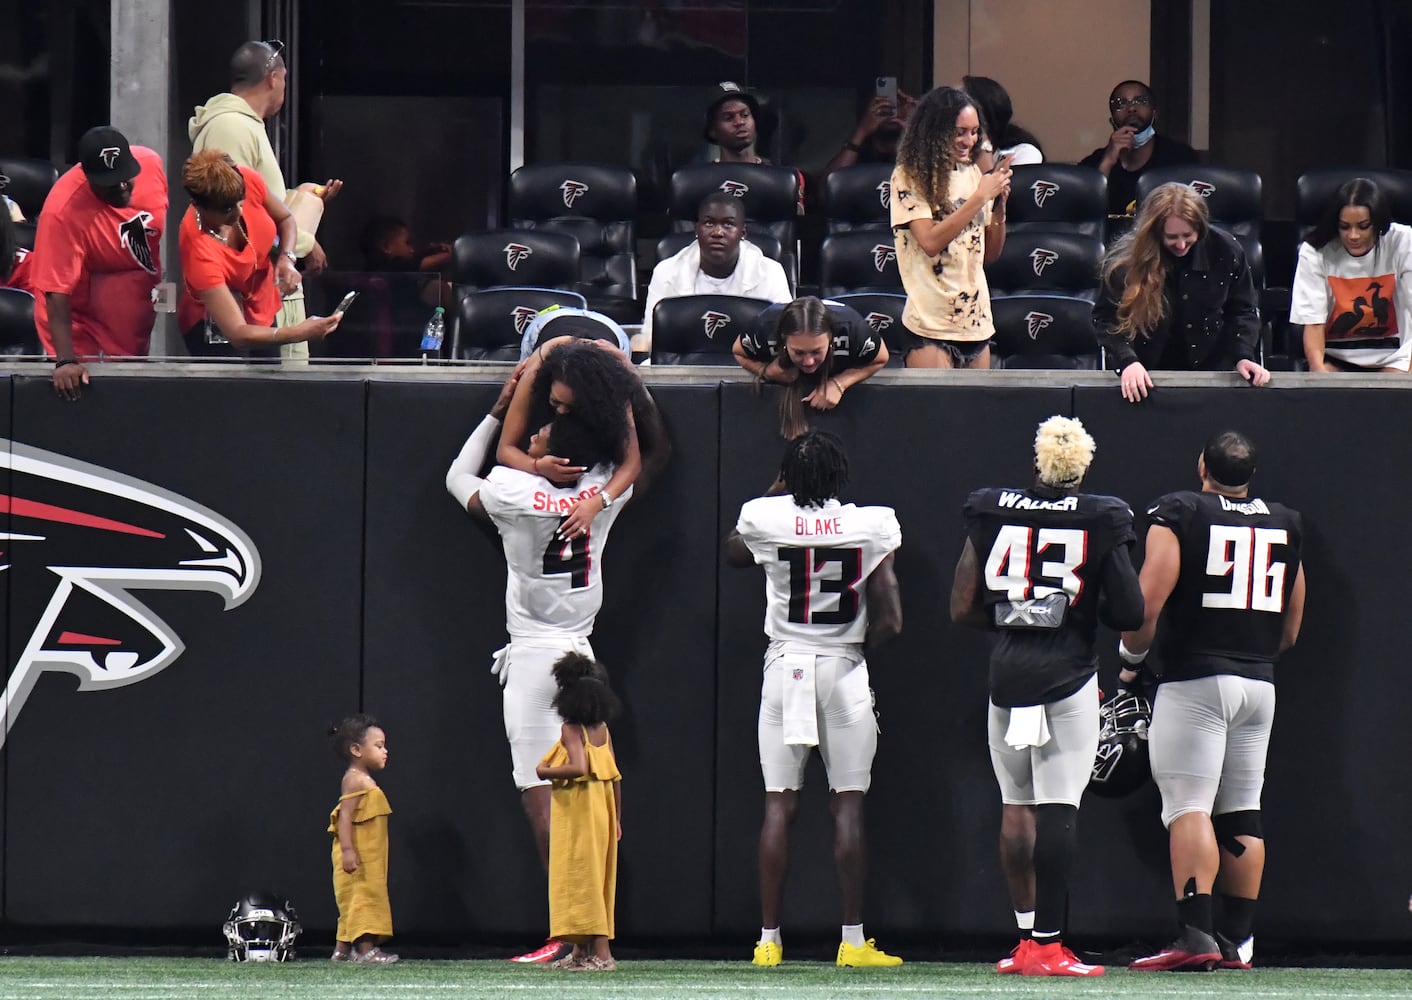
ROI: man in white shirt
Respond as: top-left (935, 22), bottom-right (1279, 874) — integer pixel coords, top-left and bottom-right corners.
top-left (636, 192), bottom-right (792, 357)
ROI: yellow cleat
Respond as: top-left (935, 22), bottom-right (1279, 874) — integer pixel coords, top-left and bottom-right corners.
top-left (751, 940), bottom-right (783, 967)
top-left (837, 938), bottom-right (903, 968)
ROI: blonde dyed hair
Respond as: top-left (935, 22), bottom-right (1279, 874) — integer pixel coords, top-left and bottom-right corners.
top-left (182, 150), bottom-right (246, 209)
top-left (1102, 182), bottom-right (1210, 339)
top-left (1034, 415), bottom-right (1095, 487)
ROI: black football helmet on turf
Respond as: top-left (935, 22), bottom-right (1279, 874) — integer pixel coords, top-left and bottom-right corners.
top-left (1089, 689), bottom-right (1153, 798)
top-left (223, 891), bottom-right (301, 962)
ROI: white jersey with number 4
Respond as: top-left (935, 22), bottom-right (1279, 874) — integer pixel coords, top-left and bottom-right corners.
top-left (736, 496), bottom-right (901, 650)
top-left (479, 463), bottom-right (631, 639)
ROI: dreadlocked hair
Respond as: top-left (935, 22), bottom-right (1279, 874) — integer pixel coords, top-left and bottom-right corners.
top-left (532, 341), bottom-right (638, 466)
top-left (769, 296), bottom-right (836, 440)
top-left (551, 651), bottom-right (622, 727)
top-left (779, 429), bottom-right (850, 509)
top-left (182, 150), bottom-right (246, 211)
top-left (894, 86), bottom-right (977, 212)
top-left (1102, 182), bottom-right (1209, 340)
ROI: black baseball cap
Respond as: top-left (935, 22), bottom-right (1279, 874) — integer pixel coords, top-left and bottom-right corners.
top-left (703, 82), bottom-right (762, 143)
top-left (77, 126), bottom-right (141, 187)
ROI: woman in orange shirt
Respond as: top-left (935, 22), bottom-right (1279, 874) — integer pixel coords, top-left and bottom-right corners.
top-left (178, 151), bottom-right (340, 356)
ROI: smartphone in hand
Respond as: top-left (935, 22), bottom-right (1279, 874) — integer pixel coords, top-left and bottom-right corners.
top-left (875, 76), bottom-right (898, 104)
top-left (334, 290), bottom-right (359, 314)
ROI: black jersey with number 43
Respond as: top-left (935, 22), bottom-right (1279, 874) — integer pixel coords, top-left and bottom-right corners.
top-left (964, 487), bottom-right (1143, 707)
top-left (1147, 490), bottom-right (1302, 683)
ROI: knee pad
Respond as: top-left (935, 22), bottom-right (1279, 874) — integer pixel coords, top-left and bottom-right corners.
top-left (1213, 809), bottom-right (1262, 856)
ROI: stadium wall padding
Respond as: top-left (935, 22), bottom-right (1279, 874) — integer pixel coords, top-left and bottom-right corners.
top-left (0, 372), bottom-right (1405, 950)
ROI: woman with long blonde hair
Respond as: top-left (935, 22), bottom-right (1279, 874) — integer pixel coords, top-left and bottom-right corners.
top-left (1093, 182), bottom-right (1269, 402)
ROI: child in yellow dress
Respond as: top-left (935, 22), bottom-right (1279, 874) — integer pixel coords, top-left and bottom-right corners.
top-left (327, 714), bottom-right (398, 964)
top-left (536, 652), bottom-right (624, 972)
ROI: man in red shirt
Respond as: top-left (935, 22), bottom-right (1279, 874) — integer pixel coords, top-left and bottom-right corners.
top-left (28, 126), bottom-right (168, 399)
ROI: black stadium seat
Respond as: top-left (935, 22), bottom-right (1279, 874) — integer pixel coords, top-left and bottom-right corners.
top-left (829, 291), bottom-right (908, 367)
top-left (1005, 164), bottom-right (1107, 238)
top-left (0, 157), bottom-right (60, 219)
top-left (452, 286), bottom-right (585, 361)
top-left (1295, 167), bottom-right (1412, 241)
top-left (985, 230), bottom-right (1104, 299)
top-left (989, 293), bottom-right (1101, 370)
top-left (823, 163), bottom-right (895, 232)
top-left (508, 163), bottom-right (639, 322)
top-left (450, 229), bottom-right (580, 292)
top-left (0, 287), bottom-right (41, 356)
top-left (819, 231), bottom-right (902, 297)
top-left (649, 294), bottom-right (772, 365)
top-left (1137, 165), bottom-right (1263, 240)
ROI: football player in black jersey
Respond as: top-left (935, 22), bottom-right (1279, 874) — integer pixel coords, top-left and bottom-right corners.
top-left (1120, 430), bottom-right (1305, 972)
top-left (732, 296), bottom-right (888, 438)
top-left (952, 415), bottom-right (1144, 977)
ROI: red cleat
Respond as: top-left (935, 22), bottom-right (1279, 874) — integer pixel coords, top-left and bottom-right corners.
top-left (510, 939), bottom-right (568, 963)
top-left (1022, 940), bottom-right (1105, 977)
top-left (995, 938), bottom-right (1034, 974)
top-left (1217, 933), bottom-right (1254, 970)
top-left (1129, 927), bottom-right (1221, 972)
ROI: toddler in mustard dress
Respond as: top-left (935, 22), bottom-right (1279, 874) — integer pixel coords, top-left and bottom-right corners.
top-left (536, 652), bottom-right (624, 971)
top-left (327, 714), bottom-right (398, 964)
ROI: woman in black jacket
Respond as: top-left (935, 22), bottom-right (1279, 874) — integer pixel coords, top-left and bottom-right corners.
top-left (1093, 182), bottom-right (1269, 402)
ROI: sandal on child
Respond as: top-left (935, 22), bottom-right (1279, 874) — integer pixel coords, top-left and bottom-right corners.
top-left (549, 953), bottom-right (584, 970)
top-left (330, 949), bottom-right (351, 962)
top-left (573, 956), bottom-right (616, 972)
top-left (353, 947), bottom-right (400, 964)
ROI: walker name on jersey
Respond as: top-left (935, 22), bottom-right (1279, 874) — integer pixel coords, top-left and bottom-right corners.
top-left (534, 485), bottom-right (602, 514)
top-left (1219, 495), bottom-right (1270, 516)
top-left (997, 491), bottom-right (1077, 511)
top-left (795, 515), bottom-right (842, 536)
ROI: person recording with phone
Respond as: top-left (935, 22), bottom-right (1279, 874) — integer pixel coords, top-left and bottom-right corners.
top-left (177, 151), bottom-right (342, 357)
top-left (819, 77), bottom-right (917, 191)
top-left (1079, 80), bottom-right (1197, 217)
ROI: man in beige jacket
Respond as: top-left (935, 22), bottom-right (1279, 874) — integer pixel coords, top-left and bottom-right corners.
top-left (190, 40), bottom-right (342, 361)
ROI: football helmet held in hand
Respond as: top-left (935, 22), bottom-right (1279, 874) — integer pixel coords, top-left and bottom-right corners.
top-left (223, 891), bottom-right (301, 962)
top-left (1089, 688), bottom-right (1153, 798)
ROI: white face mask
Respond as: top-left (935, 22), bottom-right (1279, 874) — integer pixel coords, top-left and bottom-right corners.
top-left (1131, 123), bottom-right (1156, 148)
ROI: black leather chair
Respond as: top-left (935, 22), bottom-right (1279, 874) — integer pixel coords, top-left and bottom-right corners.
top-left (1005, 165), bottom-right (1108, 238)
top-left (649, 294), bottom-right (772, 365)
top-left (1295, 167), bottom-right (1412, 241)
top-left (1137, 166), bottom-right (1263, 240)
top-left (0, 287), bottom-right (41, 356)
top-left (819, 231), bottom-right (903, 297)
top-left (829, 291), bottom-right (908, 367)
top-left (990, 293), bottom-right (1102, 370)
top-left (0, 157), bottom-right (60, 219)
top-left (655, 230), bottom-right (784, 266)
top-left (453, 286), bottom-right (586, 361)
top-left (985, 231), bottom-right (1104, 298)
top-left (668, 163), bottom-right (800, 287)
top-left (823, 163), bottom-right (895, 232)
top-left (508, 164), bottom-right (638, 322)
top-left (450, 230), bottom-right (580, 292)
top-left (13, 221), bottom-right (36, 251)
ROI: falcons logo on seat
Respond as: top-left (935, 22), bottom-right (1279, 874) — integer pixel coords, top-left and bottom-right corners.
top-left (511, 306), bottom-right (540, 335)
top-left (1189, 180), bottom-right (1216, 197)
top-left (0, 440), bottom-right (261, 749)
top-left (1029, 247), bottom-right (1059, 276)
top-left (702, 310), bottom-right (731, 339)
top-left (872, 244), bottom-right (897, 271)
top-left (1025, 311), bottom-right (1055, 339)
top-left (1031, 180), bottom-right (1060, 208)
top-left (0, 173), bottom-right (10, 191)
top-left (876, 180), bottom-right (891, 209)
top-left (864, 312), bottom-right (894, 333)
top-left (560, 180), bottom-right (589, 208)
top-left (719, 180), bottom-right (749, 197)
top-left (119, 211), bottom-right (157, 275)
top-left (503, 243), bottom-right (533, 270)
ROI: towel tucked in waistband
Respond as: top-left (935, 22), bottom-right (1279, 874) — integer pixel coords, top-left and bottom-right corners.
top-left (781, 653), bottom-right (819, 747)
top-left (1004, 704), bottom-right (1051, 750)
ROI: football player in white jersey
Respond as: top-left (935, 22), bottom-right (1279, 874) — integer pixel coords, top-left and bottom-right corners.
top-left (725, 431), bottom-right (904, 970)
top-left (446, 354), bottom-right (638, 963)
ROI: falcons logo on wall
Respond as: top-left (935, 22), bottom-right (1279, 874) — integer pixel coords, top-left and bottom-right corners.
top-left (876, 180), bottom-right (891, 209)
top-left (0, 440), bottom-right (261, 749)
top-left (864, 312), bottom-right (894, 333)
top-left (1029, 248), bottom-right (1059, 276)
top-left (119, 211), bottom-right (158, 275)
top-left (560, 180), bottom-right (589, 208)
top-left (1189, 180), bottom-right (1216, 197)
top-left (1025, 311), bottom-right (1055, 339)
top-left (512, 306), bottom-right (540, 335)
top-left (1031, 180), bottom-right (1060, 208)
top-left (719, 180), bottom-right (749, 197)
top-left (872, 244), bottom-right (897, 271)
top-left (503, 243), bottom-right (533, 270)
top-left (702, 310), bottom-right (731, 339)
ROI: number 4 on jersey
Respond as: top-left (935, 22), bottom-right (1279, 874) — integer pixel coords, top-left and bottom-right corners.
top-left (543, 523), bottom-right (590, 589)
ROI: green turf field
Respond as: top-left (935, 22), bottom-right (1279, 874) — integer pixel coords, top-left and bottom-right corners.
top-left (0, 957), bottom-right (1409, 1000)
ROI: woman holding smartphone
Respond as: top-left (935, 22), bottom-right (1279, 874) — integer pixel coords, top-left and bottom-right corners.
top-left (889, 86), bottom-right (1011, 369)
top-left (177, 150), bottom-right (342, 357)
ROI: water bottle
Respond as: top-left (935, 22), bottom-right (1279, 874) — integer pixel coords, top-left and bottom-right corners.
top-left (420, 306), bottom-right (445, 361)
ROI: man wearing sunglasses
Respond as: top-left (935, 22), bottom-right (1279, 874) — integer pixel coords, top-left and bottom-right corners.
top-left (190, 40), bottom-right (342, 361)
top-left (1079, 81), bottom-right (1197, 216)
